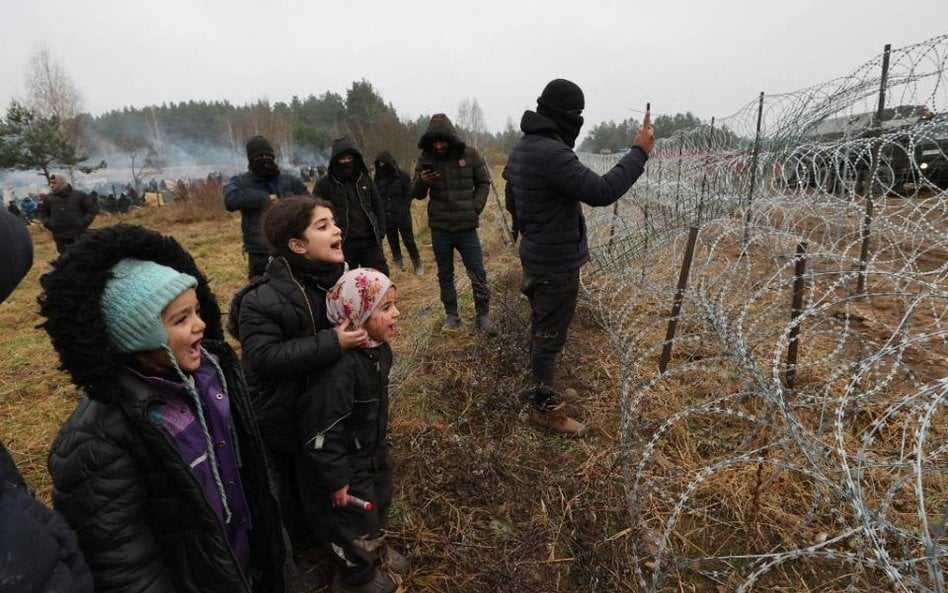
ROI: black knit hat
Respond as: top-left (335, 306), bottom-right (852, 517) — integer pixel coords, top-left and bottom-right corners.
top-left (538, 79), bottom-right (585, 112)
top-left (246, 135), bottom-right (275, 159)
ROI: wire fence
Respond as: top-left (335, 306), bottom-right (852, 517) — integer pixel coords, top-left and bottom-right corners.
top-left (578, 33), bottom-right (948, 592)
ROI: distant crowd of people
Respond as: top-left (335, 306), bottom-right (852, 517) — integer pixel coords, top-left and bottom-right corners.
top-left (1, 78), bottom-right (655, 593)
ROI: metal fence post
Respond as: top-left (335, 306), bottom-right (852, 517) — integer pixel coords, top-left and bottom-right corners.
top-left (659, 226), bottom-right (700, 373)
top-left (858, 43), bottom-right (891, 294)
top-left (743, 92), bottom-right (765, 249)
top-left (785, 242), bottom-right (807, 389)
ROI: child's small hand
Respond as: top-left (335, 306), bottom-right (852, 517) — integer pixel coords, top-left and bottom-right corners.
top-left (336, 323), bottom-right (368, 350)
top-left (330, 484), bottom-right (349, 507)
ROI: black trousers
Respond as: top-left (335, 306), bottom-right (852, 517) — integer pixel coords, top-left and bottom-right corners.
top-left (521, 268), bottom-right (580, 385)
top-left (297, 451), bottom-right (393, 586)
top-left (247, 252), bottom-right (269, 280)
top-left (385, 217), bottom-right (420, 263)
top-left (343, 236), bottom-right (390, 276)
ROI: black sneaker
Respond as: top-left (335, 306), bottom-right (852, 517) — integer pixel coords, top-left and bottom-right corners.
top-left (475, 314), bottom-right (497, 336)
top-left (442, 313), bottom-right (461, 331)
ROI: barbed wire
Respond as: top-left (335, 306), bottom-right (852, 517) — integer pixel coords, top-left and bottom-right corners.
top-left (579, 33), bottom-right (948, 592)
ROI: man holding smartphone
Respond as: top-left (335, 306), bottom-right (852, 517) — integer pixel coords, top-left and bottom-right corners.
top-left (504, 79), bottom-right (656, 437)
top-left (412, 113), bottom-right (493, 334)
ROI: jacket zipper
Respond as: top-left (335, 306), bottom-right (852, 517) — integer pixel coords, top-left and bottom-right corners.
top-left (282, 260), bottom-right (319, 336)
top-left (142, 403), bottom-right (254, 593)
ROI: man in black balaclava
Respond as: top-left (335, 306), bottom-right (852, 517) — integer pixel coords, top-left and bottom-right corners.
top-left (504, 78), bottom-right (656, 437)
top-left (314, 137), bottom-right (389, 275)
top-left (224, 135), bottom-right (309, 278)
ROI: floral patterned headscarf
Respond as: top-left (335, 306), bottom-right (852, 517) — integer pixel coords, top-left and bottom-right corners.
top-left (326, 267), bottom-right (394, 348)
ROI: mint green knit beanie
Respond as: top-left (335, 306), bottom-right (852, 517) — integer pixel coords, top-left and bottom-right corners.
top-left (100, 258), bottom-right (198, 353)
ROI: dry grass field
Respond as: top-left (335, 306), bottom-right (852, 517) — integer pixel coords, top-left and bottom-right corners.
top-left (2, 176), bottom-right (944, 592)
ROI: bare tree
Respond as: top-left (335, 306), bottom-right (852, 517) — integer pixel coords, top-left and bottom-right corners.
top-left (456, 97), bottom-right (486, 150)
top-left (25, 46), bottom-right (88, 174)
top-left (26, 46), bottom-right (82, 122)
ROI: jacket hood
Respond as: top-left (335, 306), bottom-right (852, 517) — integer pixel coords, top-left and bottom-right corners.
top-left (328, 137), bottom-right (368, 178)
top-left (38, 224), bottom-right (224, 404)
top-left (374, 150), bottom-right (397, 170)
top-left (418, 113), bottom-right (465, 153)
top-left (520, 110), bottom-right (561, 137)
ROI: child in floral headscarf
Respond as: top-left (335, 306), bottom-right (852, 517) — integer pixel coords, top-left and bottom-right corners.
top-left (296, 268), bottom-right (407, 593)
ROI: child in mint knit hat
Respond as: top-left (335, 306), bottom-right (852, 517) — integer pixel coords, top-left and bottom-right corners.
top-left (39, 224), bottom-right (291, 593)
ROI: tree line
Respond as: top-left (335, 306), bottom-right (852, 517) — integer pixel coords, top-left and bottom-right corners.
top-left (1, 49), bottom-right (717, 184)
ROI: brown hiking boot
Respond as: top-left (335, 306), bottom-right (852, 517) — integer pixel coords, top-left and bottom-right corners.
top-left (522, 401), bottom-right (586, 437)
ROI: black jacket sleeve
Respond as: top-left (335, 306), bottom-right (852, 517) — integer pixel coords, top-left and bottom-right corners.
top-left (49, 427), bottom-right (175, 593)
top-left (238, 288), bottom-right (342, 377)
top-left (297, 359), bottom-right (356, 493)
top-left (546, 145), bottom-right (648, 207)
top-left (223, 175), bottom-right (270, 213)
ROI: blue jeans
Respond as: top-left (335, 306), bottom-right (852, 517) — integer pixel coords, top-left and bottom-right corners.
top-left (431, 229), bottom-right (489, 316)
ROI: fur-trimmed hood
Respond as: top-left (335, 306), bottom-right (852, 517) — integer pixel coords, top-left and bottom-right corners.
top-left (38, 224), bottom-right (224, 405)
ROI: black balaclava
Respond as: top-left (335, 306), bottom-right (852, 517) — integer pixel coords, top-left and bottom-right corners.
top-left (536, 78), bottom-right (585, 148)
top-left (335, 151), bottom-right (358, 181)
top-left (246, 135), bottom-right (279, 181)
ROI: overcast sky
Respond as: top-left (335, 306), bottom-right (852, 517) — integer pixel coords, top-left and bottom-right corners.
top-left (1, 0), bottom-right (945, 134)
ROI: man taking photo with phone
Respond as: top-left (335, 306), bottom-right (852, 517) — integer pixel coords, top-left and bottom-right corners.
top-left (504, 78), bottom-right (656, 437)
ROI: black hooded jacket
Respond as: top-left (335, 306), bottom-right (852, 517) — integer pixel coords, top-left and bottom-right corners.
top-left (314, 139), bottom-right (385, 242)
top-left (411, 114), bottom-right (490, 232)
top-left (503, 110), bottom-right (648, 273)
top-left (230, 256), bottom-right (344, 454)
top-left (373, 151), bottom-right (413, 226)
top-left (39, 225), bottom-right (290, 593)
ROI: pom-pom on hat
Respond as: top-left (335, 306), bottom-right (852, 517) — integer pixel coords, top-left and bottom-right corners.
top-left (537, 78), bottom-right (585, 112)
top-left (100, 258), bottom-right (197, 353)
top-left (245, 135), bottom-right (275, 160)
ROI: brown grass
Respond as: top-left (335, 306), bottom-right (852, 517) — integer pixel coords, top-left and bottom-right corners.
top-left (2, 175), bottom-right (945, 592)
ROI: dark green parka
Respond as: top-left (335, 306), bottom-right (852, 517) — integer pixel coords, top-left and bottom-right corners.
top-left (411, 114), bottom-right (490, 232)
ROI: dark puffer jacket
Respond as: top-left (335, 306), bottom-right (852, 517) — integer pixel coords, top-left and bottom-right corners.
top-left (297, 344), bottom-right (392, 495)
top-left (231, 256), bottom-right (344, 453)
top-left (37, 184), bottom-right (98, 240)
top-left (314, 139), bottom-right (385, 242)
top-left (411, 114), bottom-right (490, 232)
top-left (373, 151), bottom-right (412, 226)
top-left (503, 110), bottom-right (648, 273)
top-left (224, 171), bottom-right (308, 255)
top-left (40, 224), bottom-right (290, 593)
top-left (0, 442), bottom-right (92, 593)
